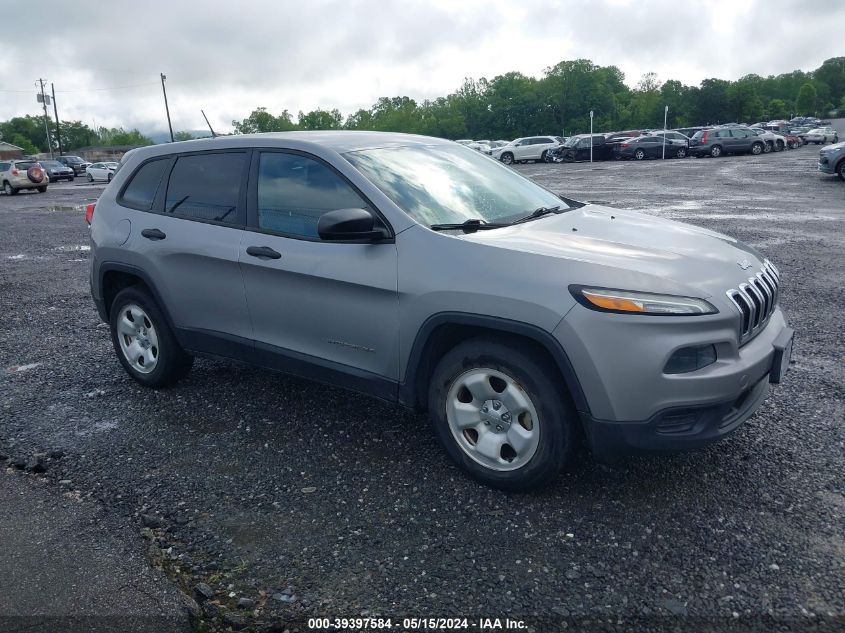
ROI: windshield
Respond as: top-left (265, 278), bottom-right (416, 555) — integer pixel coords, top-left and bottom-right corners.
top-left (41, 161), bottom-right (63, 168)
top-left (344, 144), bottom-right (568, 226)
top-left (563, 136), bottom-right (581, 148)
top-left (63, 156), bottom-right (84, 163)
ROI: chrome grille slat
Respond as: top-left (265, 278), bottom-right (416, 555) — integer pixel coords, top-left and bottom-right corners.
top-left (725, 259), bottom-right (781, 345)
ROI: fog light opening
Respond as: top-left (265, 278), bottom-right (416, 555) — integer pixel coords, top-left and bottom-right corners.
top-left (664, 344), bottom-right (717, 374)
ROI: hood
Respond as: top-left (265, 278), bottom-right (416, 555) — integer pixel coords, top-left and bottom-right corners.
top-left (459, 205), bottom-right (765, 297)
top-left (820, 141), bottom-right (845, 151)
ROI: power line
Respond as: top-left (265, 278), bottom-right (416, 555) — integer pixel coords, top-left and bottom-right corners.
top-left (0, 81), bottom-right (159, 94)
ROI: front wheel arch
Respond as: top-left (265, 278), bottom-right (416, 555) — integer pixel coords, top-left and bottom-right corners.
top-left (401, 314), bottom-right (589, 416)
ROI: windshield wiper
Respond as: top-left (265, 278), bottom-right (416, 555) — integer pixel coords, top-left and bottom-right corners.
top-left (429, 219), bottom-right (509, 233)
top-left (509, 205), bottom-right (562, 225)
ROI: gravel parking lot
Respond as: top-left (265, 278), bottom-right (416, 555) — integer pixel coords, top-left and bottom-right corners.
top-left (1, 146), bottom-right (843, 632)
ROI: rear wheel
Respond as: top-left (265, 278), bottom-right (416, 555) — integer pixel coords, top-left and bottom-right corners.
top-left (2, 181), bottom-right (16, 196)
top-left (776, 140), bottom-right (784, 151)
top-left (109, 286), bottom-right (193, 388)
top-left (676, 147), bottom-right (687, 158)
top-left (763, 140), bottom-right (773, 153)
top-left (710, 145), bottom-right (723, 158)
top-left (36, 186), bottom-right (47, 193)
top-left (634, 149), bottom-right (645, 160)
top-left (428, 337), bottom-right (578, 491)
top-left (500, 152), bottom-right (514, 165)
top-left (751, 142), bottom-right (764, 155)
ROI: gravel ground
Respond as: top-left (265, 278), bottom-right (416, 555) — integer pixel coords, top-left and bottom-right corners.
top-left (0, 145), bottom-right (843, 632)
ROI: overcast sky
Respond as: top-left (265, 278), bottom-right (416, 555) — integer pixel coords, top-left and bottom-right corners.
top-left (2, 0), bottom-right (842, 135)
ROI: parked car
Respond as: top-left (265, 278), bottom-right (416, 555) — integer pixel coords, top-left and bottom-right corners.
top-left (56, 155), bottom-right (91, 175)
top-left (0, 159), bottom-right (48, 194)
top-left (688, 127), bottom-right (766, 157)
top-left (613, 135), bottom-right (688, 160)
top-left (546, 135), bottom-right (611, 162)
top-left (818, 141), bottom-right (845, 180)
top-left (650, 130), bottom-right (691, 146)
top-left (490, 140), bottom-right (510, 149)
top-left (674, 126), bottom-right (706, 139)
top-left (780, 131), bottom-right (803, 149)
top-left (468, 141), bottom-right (493, 154)
top-left (39, 159), bottom-right (75, 182)
top-left (492, 136), bottom-right (561, 164)
top-left (749, 128), bottom-right (786, 152)
top-left (86, 162), bottom-right (119, 182)
top-left (805, 128), bottom-right (839, 144)
top-left (88, 132), bottom-right (792, 490)
top-left (455, 139), bottom-right (473, 146)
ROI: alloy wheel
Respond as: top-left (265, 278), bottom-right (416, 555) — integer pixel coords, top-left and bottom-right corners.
top-left (445, 368), bottom-right (540, 472)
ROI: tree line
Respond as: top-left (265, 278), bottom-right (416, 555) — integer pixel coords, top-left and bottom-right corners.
top-left (2, 57), bottom-right (843, 154)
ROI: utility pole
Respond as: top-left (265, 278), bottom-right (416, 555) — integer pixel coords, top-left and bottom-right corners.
top-left (51, 83), bottom-right (63, 155)
top-left (37, 78), bottom-right (54, 158)
top-left (160, 73), bottom-right (174, 142)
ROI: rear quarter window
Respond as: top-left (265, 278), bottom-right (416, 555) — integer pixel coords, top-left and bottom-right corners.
top-left (163, 152), bottom-right (246, 224)
top-left (119, 158), bottom-right (170, 211)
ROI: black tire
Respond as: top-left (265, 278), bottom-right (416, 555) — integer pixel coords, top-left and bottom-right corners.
top-left (751, 142), bottom-right (763, 155)
top-left (676, 147), bottom-right (687, 158)
top-left (540, 150), bottom-right (548, 163)
top-left (2, 181), bottom-right (16, 196)
top-left (710, 145), bottom-right (723, 158)
top-left (837, 159), bottom-right (845, 182)
top-left (634, 149), bottom-right (645, 160)
top-left (763, 140), bottom-right (772, 153)
top-left (36, 186), bottom-right (47, 193)
top-left (109, 286), bottom-right (193, 388)
top-left (107, 173), bottom-right (113, 182)
top-left (500, 152), bottom-right (514, 165)
top-left (776, 140), bottom-right (784, 151)
top-left (427, 336), bottom-right (579, 491)
top-left (87, 173), bottom-right (94, 182)
top-left (69, 176), bottom-right (75, 182)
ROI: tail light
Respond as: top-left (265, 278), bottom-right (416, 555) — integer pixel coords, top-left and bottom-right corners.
top-left (11, 168), bottom-right (18, 176)
top-left (621, 143), bottom-right (630, 148)
top-left (85, 202), bottom-right (96, 225)
top-left (700, 131), bottom-right (709, 143)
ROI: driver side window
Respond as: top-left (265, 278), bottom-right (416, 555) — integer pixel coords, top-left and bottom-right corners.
top-left (257, 152), bottom-right (367, 239)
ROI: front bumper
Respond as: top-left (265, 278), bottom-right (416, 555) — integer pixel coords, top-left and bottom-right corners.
top-left (581, 372), bottom-right (771, 459)
top-left (554, 303), bottom-right (792, 456)
top-left (817, 156), bottom-right (837, 174)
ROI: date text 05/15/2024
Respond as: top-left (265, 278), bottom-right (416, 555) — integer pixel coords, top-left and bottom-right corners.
top-left (307, 617), bottom-right (527, 630)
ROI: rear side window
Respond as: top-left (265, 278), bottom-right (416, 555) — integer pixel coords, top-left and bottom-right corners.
top-left (256, 152), bottom-right (366, 239)
top-left (0, 162), bottom-right (9, 171)
top-left (164, 152), bottom-right (245, 224)
top-left (15, 161), bottom-right (35, 170)
top-left (121, 159), bottom-right (169, 210)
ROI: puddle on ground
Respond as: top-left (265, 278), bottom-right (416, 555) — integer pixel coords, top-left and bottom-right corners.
top-left (54, 245), bottom-right (90, 252)
top-left (45, 205), bottom-right (84, 213)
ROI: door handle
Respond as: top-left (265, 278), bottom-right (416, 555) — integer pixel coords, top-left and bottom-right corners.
top-left (246, 245), bottom-right (282, 259)
top-left (141, 228), bottom-right (166, 240)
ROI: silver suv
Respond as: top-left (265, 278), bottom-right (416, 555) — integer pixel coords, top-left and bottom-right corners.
top-left (88, 132), bottom-right (793, 490)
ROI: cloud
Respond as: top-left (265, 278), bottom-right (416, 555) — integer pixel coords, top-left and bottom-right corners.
top-left (1, 0), bottom-right (840, 135)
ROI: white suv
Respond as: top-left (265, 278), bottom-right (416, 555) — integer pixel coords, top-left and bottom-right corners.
top-left (493, 136), bottom-right (560, 164)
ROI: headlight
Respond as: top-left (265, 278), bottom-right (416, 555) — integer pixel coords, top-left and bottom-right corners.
top-left (571, 286), bottom-right (718, 315)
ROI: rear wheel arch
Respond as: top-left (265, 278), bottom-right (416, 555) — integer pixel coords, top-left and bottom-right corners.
top-left (401, 313), bottom-right (590, 415)
top-left (100, 264), bottom-right (179, 335)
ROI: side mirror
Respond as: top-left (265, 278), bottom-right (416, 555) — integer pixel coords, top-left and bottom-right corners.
top-left (318, 208), bottom-right (386, 242)
top-left (513, 142), bottom-right (522, 146)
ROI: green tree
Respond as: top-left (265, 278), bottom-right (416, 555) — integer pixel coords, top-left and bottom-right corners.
top-left (10, 133), bottom-right (39, 155)
top-left (97, 127), bottom-right (153, 146)
top-left (728, 79), bottom-right (763, 122)
top-left (767, 98), bottom-right (788, 119)
top-left (795, 83), bottom-right (817, 115)
top-left (59, 120), bottom-right (99, 150)
top-left (232, 107), bottom-right (297, 134)
top-left (174, 130), bottom-right (195, 141)
top-left (297, 108), bottom-right (343, 130)
top-left (813, 57), bottom-right (845, 104)
top-left (0, 115), bottom-right (50, 153)
top-left (693, 78), bottom-right (732, 123)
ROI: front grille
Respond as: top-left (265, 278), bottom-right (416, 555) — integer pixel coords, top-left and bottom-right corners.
top-left (726, 260), bottom-right (780, 345)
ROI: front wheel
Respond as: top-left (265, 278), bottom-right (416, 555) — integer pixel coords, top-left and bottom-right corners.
top-left (540, 150), bottom-right (548, 163)
top-left (109, 286), bottom-right (193, 388)
top-left (763, 140), bottom-right (773, 153)
top-left (428, 337), bottom-right (578, 491)
top-left (107, 173), bottom-right (113, 182)
top-left (87, 173), bottom-right (94, 182)
top-left (838, 160), bottom-right (845, 182)
top-left (500, 152), bottom-right (514, 165)
top-left (634, 149), bottom-right (645, 160)
top-left (776, 140), bottom-right (784, 151)
top-left (676, 147), bottom-right (687, 158)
